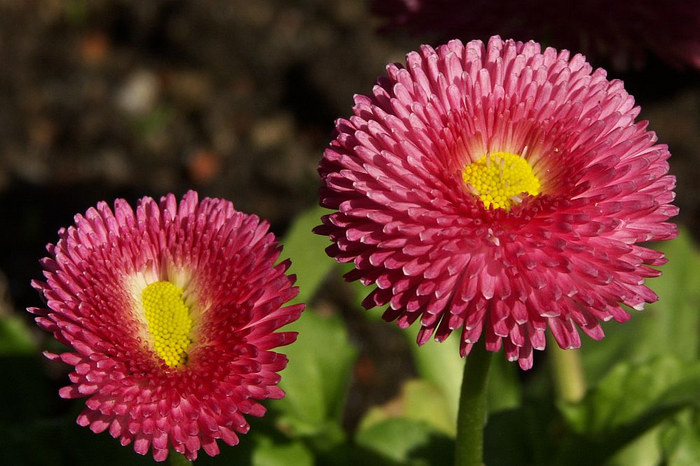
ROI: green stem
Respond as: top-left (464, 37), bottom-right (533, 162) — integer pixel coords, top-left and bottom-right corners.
top-left (169, 451), bottom-right (193, 466)
top-left (547, 333), bottom-right (586, 403)
top-left (455, 341), bottom-right (493, 466)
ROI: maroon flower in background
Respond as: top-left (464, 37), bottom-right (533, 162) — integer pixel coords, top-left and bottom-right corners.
top-left (372, 0), bottom-right (700, 71)
top-left (30, 191), bottom-right (303, 461)
top-left (317, 36), bottom-right (677, 369)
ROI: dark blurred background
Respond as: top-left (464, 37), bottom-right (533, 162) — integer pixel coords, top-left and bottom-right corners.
top-left (0, 0), bottom-right (423, 311)
top-left (0, 1), bottom-right (697, 464)
top-left (1, 0), bottom-right (697, 309)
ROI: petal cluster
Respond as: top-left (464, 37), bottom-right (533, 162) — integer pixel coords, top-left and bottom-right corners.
top-left (317, 37), bottom-right (677, 369)
top-left (372, 0), bottom-right (700, 71)
top-left (30, 191), bottom-right (304, 461)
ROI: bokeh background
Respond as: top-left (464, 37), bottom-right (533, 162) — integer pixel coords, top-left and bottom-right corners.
top-left (0, 1), bottom-right (698, 464)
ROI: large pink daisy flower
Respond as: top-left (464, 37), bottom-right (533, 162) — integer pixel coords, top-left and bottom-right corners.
top-left (317, 36), bottom-right (677, 370)
top-left (30, 191), bottom-right (303, 461)
top-left (372, 0), bottom-right (700, 71)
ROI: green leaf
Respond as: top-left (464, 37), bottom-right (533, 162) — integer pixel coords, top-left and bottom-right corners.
top-left (355, 417), bottom-right (454, 465)
top-left (558, 356), bottom-right (700, 465)
top-left (359, 379), bottom-right (454, 436)
top-left (275, 309), bottom-right (358, 440)
top-left (661, 411), bottom-right (700, 466)
top-left (251, 436), bottom-right (314, 466)
top-left (403, 326), bottom-right (465, 423)
top-left (281, 206), bottom-right (337, 305)
top-left (0, 315), bottom-right (36, 355)
top-left (563, 358), bottom-right (700, 435)
top-left (169, 452), bottom-right (195, 466)
top-left (605, 425), bottom-right (664, 466)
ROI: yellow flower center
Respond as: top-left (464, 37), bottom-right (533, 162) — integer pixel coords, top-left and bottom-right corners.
top-left (462, 151), bottom-right (541, 210)
top-left (141, 281), bottom-right (193, 367)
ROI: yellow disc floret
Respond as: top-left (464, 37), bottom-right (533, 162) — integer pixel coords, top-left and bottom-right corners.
top-left (462, 151), bottom-right (541, 210)
top-left (141, 281), bottom-right (193, 367)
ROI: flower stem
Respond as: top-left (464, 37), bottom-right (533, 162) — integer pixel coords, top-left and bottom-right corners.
top-left (169, 452), bottom-right (193, 466)
top-left (547, 333), bottom-right (586, 403)
top-left (455, 341), bottom-right (493, 466)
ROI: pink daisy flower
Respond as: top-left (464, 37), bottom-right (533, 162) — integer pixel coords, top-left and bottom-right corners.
top-left (317, 36), bottom-right (677, 370)
top-left (30, 191), bottom-right (303, 461)
top-left (372, 0), bottom-right (700, 71)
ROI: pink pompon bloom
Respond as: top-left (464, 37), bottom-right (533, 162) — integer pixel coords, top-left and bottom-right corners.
top-left (372, 0), bottom-right (700, 71)
top-left (316, 36), bottom-right (677, 370)
top-left (29, 191), bottom-right (304, 461)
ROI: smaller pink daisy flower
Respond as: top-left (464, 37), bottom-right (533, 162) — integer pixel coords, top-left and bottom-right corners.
top-left (30, 191), bottom-right (303, 461)
top-left (317, 36), bottom-right (677, 369)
